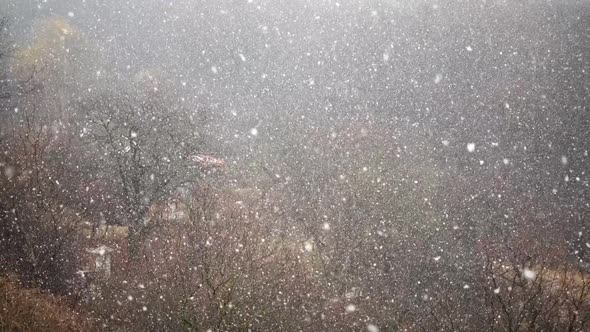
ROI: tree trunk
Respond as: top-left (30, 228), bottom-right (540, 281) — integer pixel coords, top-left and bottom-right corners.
top-left (127, 224), bottom-right (146, 263)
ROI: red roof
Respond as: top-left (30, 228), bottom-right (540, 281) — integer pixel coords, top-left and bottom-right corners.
top-left (190, 154), bottom-right (225, 168)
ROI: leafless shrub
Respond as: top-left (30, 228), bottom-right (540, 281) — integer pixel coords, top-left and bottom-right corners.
top-left (0, 275), bottom-right (96, 332)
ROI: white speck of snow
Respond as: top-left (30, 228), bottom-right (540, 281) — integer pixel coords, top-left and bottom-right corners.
top-left (523, 268), bottom-right (537, 280)
top-left (552, 188), bottom-right (558, 194)
top-left (371, 10), bottom-right (378, 16)
top-left (367, 324), bottom-right (380, 332)
top-left (503, 158), bottom-right (510, 165)
top-left (67, 11), bottom-right (74, 17)
top-left (131, 131), bottom-right (138, 138)
top-left (434, 73), bottom-right (443, 84)
top-left (433, 256), bottom-right (441, 261)
top-left (565, 175), bottom-right (570, 182)
top-left (561, 155), bottom-right (568, 165)
top-left (383, 52), bottom-right (390, 62)
top-left (138, 284), bottom-right (145, 289)
top-left (463, 284), bottom-right (470, 289)
top-left (467, 143), bottom-right (476, 152)
top-left (96, 70), bottom-right (101, 77)
top-left (345, 304), bottom-right (356, 313)
top-left (304, 241), bottom-right (313, 252)
top-left (211, 66), bottom-right (218, 74)
top-left (479, 160), bottom-right (485, 165)
top-left (239, 53), bottom-right (246, 62)
top-left (142, 306), bottom-right (147, 311)
top-left (442, 140), bottom-right (449, 146)
top-left (323, 222), bottom-right (331, 231)
top-left (127, 295), bottom-right (134, 301)
top-left (4, 166), bottom-right (15, 179)
top-left (250, 128), bottom-right (258, 136)
top-left (466, 46), bottom-right (473, 52)
top-left (493, 288), bottom-right (500, 294)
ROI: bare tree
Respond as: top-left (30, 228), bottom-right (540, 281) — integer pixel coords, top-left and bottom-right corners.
top-left (0, 93), bottom-right (85, 293)
top-left (77, 89), bottom-right (204, 260)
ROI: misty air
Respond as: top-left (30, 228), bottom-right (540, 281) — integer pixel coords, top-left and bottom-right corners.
top-left (0, 0), bottom-right (589, 331)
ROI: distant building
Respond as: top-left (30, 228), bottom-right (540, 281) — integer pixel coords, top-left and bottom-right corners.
top-left (86, 245), bottom-right (114, 279)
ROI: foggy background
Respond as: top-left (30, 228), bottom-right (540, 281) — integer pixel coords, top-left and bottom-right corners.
top-left (0, 0), bottom-right (589, 330)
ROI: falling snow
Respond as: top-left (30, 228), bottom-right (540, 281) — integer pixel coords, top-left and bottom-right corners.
top-left (0, 1), bottom-right (588, 331)
top-left (523, 268), bottom-right (537, 281)
top-left (367, 324), bottom-right (380, 332)
top-left (345, 304), bottom-right (356, 313)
